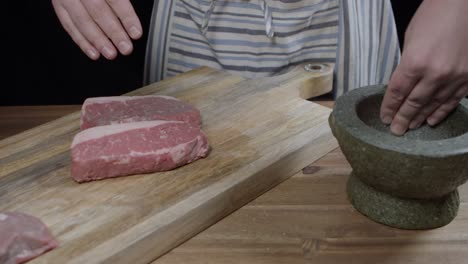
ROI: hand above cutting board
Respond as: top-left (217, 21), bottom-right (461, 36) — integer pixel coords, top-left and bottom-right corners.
top-left (51, 0), bottom-right (142, 60)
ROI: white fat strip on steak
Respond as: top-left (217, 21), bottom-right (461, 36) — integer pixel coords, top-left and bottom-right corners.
top-left (83, 95), bottom-right (180, 106)
top-left (71, 120), bottom-right (184, 149)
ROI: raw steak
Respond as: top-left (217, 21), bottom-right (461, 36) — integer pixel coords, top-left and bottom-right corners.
top-left (80, 95), bottom-right (201, 130)
top-left (0, 212), bottom-right (58, 264)
top-left (71, 120), bottom-right (209, 183)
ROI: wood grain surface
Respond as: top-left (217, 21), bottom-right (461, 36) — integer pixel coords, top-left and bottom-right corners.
top-left (154, 148), bottom-right (468, 264)
top-left (2, 101), bottom-right (467, 264)
top-left (0, 65), bottom-right (338, 263)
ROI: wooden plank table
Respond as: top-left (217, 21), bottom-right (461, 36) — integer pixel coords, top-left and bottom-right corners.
top-left (1, 103), bottom-right (467, 264)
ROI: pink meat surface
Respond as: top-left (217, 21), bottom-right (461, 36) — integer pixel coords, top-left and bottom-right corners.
top-left (0, 212), bottom-right (58, 264)
top-left (71, 120), bottom-right (210, 183)
top-left (80, 95), bottom-right (201, 130)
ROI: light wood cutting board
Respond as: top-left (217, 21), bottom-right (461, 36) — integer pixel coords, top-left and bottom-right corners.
top-left (0, 64), bottom-right (338, 263)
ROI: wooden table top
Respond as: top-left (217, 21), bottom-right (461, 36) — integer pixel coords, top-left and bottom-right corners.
top-left (1, 104), bottom-right (467, 264)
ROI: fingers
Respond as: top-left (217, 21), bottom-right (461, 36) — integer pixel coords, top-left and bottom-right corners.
top-left (105, 0), bottom-right (142, 40)
top-left (51, 0), bottom-right (142, 60)
top-left (427, 83), bottom-right (468, 126)
top-left (62, 0), bottom-right (118, 59)
top-left (408, 81), bottom-right (461, 129)
top-left (378, 0), bottom-right (468, 135)
top-left (381, 48), bottom-right (466, 136)
top-left (389, 79), bottom-right (439, 135)
top-left (380, 64), bottom-right (421, 125)
top-left (82, 0), bottom-right (133, 55)
top-left (52, 2), bottom-right (100, 60)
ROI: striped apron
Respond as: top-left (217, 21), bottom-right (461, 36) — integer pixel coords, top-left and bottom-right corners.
top-left (144, 0), bottom-right (400, 97)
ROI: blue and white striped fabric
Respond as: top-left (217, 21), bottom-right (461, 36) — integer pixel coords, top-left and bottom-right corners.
top-left (144, 0), bottom-right (400, 97)
top-left (335, 0), bottom-right (400, 97)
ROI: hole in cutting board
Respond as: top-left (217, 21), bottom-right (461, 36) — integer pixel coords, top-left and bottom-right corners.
top-left (298, 63), bottom-right (334, 100)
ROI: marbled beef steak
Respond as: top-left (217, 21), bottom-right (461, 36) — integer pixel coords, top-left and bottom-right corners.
top-left (80, 95), bottom-right (201, 130)
top-left (71, 120), bottom-right (209, 183)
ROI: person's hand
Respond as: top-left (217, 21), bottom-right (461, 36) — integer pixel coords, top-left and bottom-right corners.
top-left (380, 0), bottom-right (468, 136)
top-left (52, 0), bottom-right (143, 60)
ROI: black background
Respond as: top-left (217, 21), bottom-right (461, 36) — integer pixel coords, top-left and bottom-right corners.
top-left (6, 0), bottom-right (422, 106)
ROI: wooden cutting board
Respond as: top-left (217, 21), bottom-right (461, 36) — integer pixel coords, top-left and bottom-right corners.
top-left (0, 64), bottom-right (338, 264)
